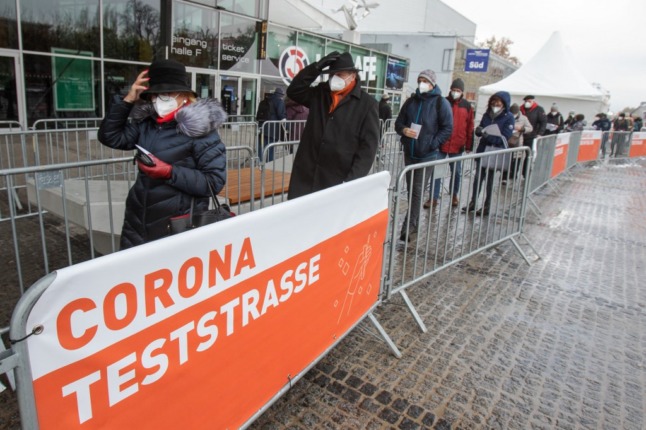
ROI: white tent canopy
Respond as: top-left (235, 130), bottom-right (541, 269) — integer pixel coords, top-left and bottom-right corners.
top-left (476, 32), bottom-right (608, 123)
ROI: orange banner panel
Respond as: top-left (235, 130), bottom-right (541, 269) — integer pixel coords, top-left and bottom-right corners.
top-left (629, 134), bottom-right (646, 157)
top-left (551, 141), bottom-right (569, 178)
top-left (577, 134), bottom-right (601, 162)
top-left (31, 211), bottom-right (388, 430)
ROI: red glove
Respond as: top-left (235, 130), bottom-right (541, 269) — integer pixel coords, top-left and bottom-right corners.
top-left (137, 154), bottom-right (172, 179)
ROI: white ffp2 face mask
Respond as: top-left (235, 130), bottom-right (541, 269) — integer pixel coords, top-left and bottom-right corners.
top-left (524, 101), bottom-right (532, 109)
top-left (153, 97), bottom-right (179, 117)
top-left (329, 75), bottom-right (349, 92)
top-left (418, 82), bottom-right (431, 93)
top-left (451, 91), bottom-right (462, 99)
top-left (492, 106), bottom-right (502, 114)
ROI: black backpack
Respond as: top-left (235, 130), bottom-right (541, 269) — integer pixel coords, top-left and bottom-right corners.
top-left (256, 97), bottom-right (275, 123)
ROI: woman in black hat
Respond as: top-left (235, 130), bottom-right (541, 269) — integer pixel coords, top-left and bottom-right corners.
top-left (98, 59), bottom-right (228, 249)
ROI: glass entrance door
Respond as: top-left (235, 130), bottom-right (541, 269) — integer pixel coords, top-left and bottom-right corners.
top-left (189, 70), bottom-right (257, 121)
top-left (240, 77), bottom-right (257, 120)
top-left (0, 52), bottom-right (24, 127)
top-left (220, 74), bottom-right (257, 121)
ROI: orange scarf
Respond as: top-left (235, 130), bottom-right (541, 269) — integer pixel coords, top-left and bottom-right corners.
top-left (329, 79), bottom-right (356, 113)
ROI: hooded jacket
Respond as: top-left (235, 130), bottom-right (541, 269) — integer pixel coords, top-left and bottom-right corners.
top-left (98, 98), bottom-right (227, 249)
top-left (395, 85), bottom-right (453, 161)
top-left (441, 94), bottom-right (474, 153)
top-left (475, 91), bottom-right (515, 153)
top-left (286, 62), bottom-right (380, 199)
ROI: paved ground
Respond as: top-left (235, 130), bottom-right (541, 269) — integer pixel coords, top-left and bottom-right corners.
top-left (1, 158), bottom-right (645, 429)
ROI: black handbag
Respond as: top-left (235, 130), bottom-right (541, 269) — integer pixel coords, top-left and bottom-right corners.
top-left (168, 183), bottom-right (235, 234)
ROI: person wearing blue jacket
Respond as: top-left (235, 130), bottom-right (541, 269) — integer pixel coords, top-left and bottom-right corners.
top-left (395, 69), bottom-right (453, 242)
top-left (462, 91), bottom-right (515, 216)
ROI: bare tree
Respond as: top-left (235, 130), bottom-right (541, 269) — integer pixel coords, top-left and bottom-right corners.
top-left (479, 36), bottom-right (521, 66)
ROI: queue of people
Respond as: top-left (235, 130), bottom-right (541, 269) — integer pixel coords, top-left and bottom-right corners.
top-left (100, 54), bottom-right (643, 251)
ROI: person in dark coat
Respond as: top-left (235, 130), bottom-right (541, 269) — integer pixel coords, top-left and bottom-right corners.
top-left (545, 103), bottom-right (564, 135)
top-left (426, 78), bottom-right (473, 209)
top-left (286, 51), bottom-right (380, 199)
top-left (519, 95), bottom-right (547, 179)
top-left (285, 96), bottom-right (309, 144)
top-left (462, 91), bottom-right (515, 216)
top-left (379, 93), bottom-right (392, 122)
top-left (98, 59), bottom-right (227, 249)
top-left (395, 69), bottom-right (453, 241)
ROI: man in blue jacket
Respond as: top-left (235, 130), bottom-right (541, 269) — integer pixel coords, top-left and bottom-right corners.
top-left (395, 69), bottom-right (453, 242)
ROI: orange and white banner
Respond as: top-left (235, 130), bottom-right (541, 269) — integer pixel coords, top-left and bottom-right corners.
top-left (25, 172), bottom-right (391, 429)
top-left (551, 133), bottom-right (570, 178)
top-left (629, 132), bottom-right (646, 158)
top-left (578, 130), bottom-right (601, 162)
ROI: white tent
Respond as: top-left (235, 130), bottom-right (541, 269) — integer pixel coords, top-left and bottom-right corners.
top-left (476, 32), bottom-right (608, 123)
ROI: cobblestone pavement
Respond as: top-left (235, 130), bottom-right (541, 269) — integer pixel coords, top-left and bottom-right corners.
top-left (1, 159), bottom-right (645, 429)
top-left (248, 159), bottom-right (646, 430)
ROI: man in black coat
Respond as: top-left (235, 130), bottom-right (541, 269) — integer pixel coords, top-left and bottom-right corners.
top-left (519, 95), bottom-right (547, 179)
top-left (286, 51), bottom-right (380, 199)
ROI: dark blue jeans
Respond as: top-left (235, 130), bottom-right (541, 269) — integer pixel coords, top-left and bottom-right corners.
top-left (432, 152), bottom-right (462, 200)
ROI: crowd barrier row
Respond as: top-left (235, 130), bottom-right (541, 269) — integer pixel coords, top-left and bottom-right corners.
top-left (1, 123), bottom-right (645, 428)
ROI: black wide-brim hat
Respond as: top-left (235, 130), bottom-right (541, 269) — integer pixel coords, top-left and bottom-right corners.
top-left (324, 52), bottom-right (361, 74)
top-left (140, 59), bottom-right (197, 100)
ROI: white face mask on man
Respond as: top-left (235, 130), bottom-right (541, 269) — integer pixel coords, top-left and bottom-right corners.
top-left (153, 96), bottom-right (179, 117)
top-left (524, 101), bottom-right (533, 109)
top-left (418, 82), bottom-right (431, 93)
top-left (329, 74), bottom-right (351, 92)
top-left (451, 91), bottom-right (462, 99)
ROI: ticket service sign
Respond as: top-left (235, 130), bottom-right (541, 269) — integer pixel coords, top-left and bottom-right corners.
top-left (23, 172), bottom-right (391, 429)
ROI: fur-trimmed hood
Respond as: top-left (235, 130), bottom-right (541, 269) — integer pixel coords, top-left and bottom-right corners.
top-left (130, 99), bottom-right (228, 138)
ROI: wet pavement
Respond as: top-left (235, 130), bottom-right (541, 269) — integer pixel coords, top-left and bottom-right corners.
top-left (2, 158), bottom-right (646, 429)
top-left (248, 159), bottom-right (646, 429)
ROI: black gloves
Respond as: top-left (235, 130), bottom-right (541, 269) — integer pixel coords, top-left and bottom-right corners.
top-left (317, 51), bottom-right (341, 71)
top-left (475, 126), bottom-right (490, 138)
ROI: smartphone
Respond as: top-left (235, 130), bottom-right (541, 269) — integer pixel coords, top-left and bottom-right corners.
top-left (135, 144), bottom-right (155, 167)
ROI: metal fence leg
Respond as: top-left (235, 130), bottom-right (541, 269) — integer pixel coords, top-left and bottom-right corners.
top-left (527, 195), bottom-right (542, 216)
top-left (510, 233), bottom-right (541, 265)
top-left (400, 290), bottom-right (427, 333)
top-left (367, 313), bottom-right (402, 358)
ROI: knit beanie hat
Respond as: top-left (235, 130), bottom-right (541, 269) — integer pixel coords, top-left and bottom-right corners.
top-left (418, 69), bottom-right (437, 86)
top-left (450, 78), bottom-right (465, 92)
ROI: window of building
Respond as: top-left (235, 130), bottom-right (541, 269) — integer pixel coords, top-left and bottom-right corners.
top-left (219, 13), bottom-right (257, 73)
top-left (264, 25), bottom-right (296, 78)
top-left (172, 2), bottom-right (218, 67)
top-left (103, 0), bottom-right (161, 62)
top-left (21, 0), bottom-right (100, 54)
top-left (0, 0), bottom-right (18, 49)
top-left (23, 53), bottom-right (102, 125)
top-left (442, 48), bottom-right (454, 72)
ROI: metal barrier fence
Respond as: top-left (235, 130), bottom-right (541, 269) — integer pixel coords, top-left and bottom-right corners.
top-left (0, 128), bottom-right (132, 222)
top-left (0, 120), bottom-right (24, 131)
top-left (2, 124), bottom-right (646, 428)
top-left (0, 145), bottom-right (253, 295)
top-left (31, 118), bottom-right (104, 130)
top-left (379, 147), bottom-right (538, 332)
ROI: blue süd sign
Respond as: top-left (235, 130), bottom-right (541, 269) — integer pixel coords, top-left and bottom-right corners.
top-left (465, 49), bottom-right (490, 72)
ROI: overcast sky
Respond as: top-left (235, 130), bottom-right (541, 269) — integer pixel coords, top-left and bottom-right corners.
top-left (439, 0), bottom-right (646, 112)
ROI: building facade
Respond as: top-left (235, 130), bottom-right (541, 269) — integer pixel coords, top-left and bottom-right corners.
top-left (0, 0), bottom-right (408, 127)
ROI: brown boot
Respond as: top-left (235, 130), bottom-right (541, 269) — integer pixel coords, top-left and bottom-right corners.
top-left (451, 195), bottom-right (459, 207)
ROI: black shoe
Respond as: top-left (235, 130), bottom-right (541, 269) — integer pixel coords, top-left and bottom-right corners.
top-left (399, 226), bottom-right (418, 242)
top-left (461, 202), bottom-right (476, 213)
top-left (476, 207), bottom-right (490, 216)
